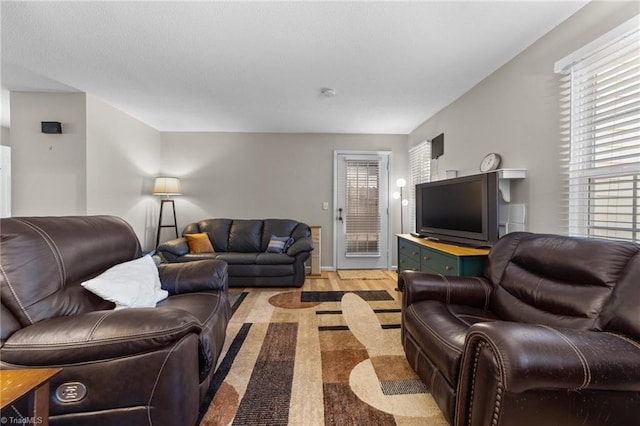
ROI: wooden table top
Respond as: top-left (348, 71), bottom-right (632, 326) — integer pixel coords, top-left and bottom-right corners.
top-left (0, 368), bottom-right (62, 408)
top-left (397, 234), bottom-right (490, 256)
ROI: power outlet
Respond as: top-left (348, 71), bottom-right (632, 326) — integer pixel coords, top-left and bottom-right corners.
top-left (322, 202), bottom-right (329, 210)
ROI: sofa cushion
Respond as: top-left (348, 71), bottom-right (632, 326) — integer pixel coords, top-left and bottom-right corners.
top-left (184, 233), bottom-right (215, 253)
top-left (215, 252), bottom-right (259, 265)
top-left (81, 255), bottom-right (168, 309)
top-left (256, 253), bottom-right (296, 265)
top-left (261, 219), bottom-right (299, 251)
top-left (229, 220), bottom-right (263, 252)
top-left (404, 300), bottom-right (498, 386)
top-left (227, 264), bottom-right (294, 277)
top-left (194, 219), bottom-right (233, 252)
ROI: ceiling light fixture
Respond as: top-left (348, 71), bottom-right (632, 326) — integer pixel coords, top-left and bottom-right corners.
top-left (320, 87), bottom-right (336, 97)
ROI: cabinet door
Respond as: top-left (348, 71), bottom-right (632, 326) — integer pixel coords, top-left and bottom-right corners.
top-left (398, 239), bottom-right (421, 273)
top-left (421, 247), bottom-right (458, 275)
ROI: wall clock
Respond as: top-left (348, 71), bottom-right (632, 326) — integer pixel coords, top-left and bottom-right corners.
top-left (480, 153), bottom-right (501, 172)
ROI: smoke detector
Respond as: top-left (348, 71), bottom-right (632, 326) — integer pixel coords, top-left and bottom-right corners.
top-left (320, 87), bottom-right (336, 97)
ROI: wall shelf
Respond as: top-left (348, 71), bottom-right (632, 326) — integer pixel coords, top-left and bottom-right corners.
top-left (496, 168), bottom-right (526, 202)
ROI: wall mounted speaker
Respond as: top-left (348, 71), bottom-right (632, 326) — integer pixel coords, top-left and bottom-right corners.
top-left (41, 121), bottom-right (62, 134)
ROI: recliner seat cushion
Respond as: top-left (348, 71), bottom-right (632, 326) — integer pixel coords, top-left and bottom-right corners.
top-left (404, 300), bottom-right (498, 385)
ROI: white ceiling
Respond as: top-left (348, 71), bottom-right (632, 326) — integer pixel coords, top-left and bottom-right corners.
top-left (1, 1), bottom-right (588, 134)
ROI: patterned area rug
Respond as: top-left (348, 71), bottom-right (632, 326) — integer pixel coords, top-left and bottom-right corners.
top-left (197, 273), bottom-right (448, 425)
top-left (336, 270), bottom-right (390, 280)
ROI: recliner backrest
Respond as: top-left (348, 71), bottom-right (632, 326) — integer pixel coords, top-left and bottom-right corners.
top-left (0, 216), bottom-right (141, 332)
top-left (599, 252), bottom-right (640, 340)
top-left (485, 232), bottom-right (640, 331)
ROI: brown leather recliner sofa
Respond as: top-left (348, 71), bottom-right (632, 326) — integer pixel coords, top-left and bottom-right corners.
top-left (400, 232), bottom-right (640, 426)
top-left (0, 216), bottom-right (231, 426)
top-left (156, 218), bottom-right (314, 287)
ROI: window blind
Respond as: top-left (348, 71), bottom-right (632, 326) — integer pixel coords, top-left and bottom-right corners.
top-left (408, 141), bottom-right (432, 232)
top-left (344, 159), bottom-right (381, 256)
top-left (557, 19), bottom-right (640, 242)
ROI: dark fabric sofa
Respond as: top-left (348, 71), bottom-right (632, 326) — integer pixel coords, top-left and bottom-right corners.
top-left (0, 216), bottom-right (231, 426)
top-left (156, 218), bottom-right (314, 287)
top-left (400, 232), bottom-right (640, 426)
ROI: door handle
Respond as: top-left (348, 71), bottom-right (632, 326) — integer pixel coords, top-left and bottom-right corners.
top-left (337, 208), bottom-right (343, 223)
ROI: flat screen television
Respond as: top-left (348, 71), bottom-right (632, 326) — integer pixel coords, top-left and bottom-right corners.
top-left (415, 172), bottom-right (499, 247)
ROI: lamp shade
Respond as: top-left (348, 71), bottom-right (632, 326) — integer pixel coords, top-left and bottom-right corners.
top-left (152, 177), bottom-right (182, 196)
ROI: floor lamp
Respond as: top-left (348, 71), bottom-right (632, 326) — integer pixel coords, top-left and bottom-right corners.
top-left (393, 178), bottom-right (409, 233)
top-left (393, 178), bottom-right (408, 292)
top-left (153, 177), bottom-right (182, 247)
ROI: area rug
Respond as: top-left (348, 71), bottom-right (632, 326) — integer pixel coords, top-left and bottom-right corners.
top-left (336, 270), bottom-right (390, 280)
top-left (197, 274), bottom-right (448, 425)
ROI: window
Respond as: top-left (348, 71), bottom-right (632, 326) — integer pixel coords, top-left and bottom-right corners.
top-left (408, 140), bottom-right (431, 232)
top-left (344, 158), bottom-right (381, 255)
top-left (556, 17), bottom-right (640, 242)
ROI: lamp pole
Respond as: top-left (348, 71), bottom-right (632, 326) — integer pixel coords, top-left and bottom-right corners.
top-left (393, 178), bottom-right (408, 234)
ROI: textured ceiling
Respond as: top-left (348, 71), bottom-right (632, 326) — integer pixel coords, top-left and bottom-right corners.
top-left (1, 1), bottom-right (588, 133)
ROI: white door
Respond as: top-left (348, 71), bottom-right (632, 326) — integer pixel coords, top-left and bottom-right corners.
top-left (335, 152), bottom-right (390, 269)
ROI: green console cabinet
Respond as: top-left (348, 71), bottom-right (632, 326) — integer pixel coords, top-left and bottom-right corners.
top-left (397, 234), bottom-right (489, 277)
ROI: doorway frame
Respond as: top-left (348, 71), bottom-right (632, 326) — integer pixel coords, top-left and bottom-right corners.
top-left (333, 150), bottom-right (393, 271)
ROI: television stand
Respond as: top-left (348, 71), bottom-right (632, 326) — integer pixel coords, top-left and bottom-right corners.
top-left (396, 234), bottom-right (489, 277)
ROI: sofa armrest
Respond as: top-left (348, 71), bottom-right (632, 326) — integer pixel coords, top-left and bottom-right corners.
top-left (0, 308), bottom-right (201, 366)
top-left (156, 237), bottom-right (189, 261)
top-left (158, 259), bottom-right (228, 294)
top-left (400, 270), bottom-right (492, 310)
top-left (287, 236), bottom-right (314, 256)
top-left (461, 322), bottom-right (640, 394)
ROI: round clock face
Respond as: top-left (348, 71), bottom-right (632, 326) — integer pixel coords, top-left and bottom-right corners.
top-left (480, 153), bottom-right (501, 172)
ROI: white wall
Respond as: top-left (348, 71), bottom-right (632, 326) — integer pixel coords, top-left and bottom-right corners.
top-left (8, 92), bottom-right (162, 248)
top-left (86, 95), bottom-right (162, 249)
top-left (160, 132), bottom-right (408, 269)
top-left (409, 0), bottom-right (639, 234)
top-left (10, 92), bottom-right (87, 216)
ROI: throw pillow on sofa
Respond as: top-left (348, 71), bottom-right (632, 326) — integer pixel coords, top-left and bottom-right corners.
top-left (266, 235), bottom-right (294, 253)
top-left (185, 232), bottom-right (215, 253)
top-left (81, 255), bottom-right (168, 309)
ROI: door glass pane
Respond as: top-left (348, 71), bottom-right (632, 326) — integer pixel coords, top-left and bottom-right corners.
top-left (345, 159), bottom-right (380, 256)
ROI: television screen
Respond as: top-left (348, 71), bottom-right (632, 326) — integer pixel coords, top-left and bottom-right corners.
top-left (421, 179), bottom-right (483, 233)
top-left (415, 173), bottom-right (498, 247)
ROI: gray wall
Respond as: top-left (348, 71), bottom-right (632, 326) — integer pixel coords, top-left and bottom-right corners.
top-left (9, 92), bottom-right (162, 247)
top-left (1, 126), bottom-right (9, 146)
top-left (160, 132), bottom-right (408, 269)
top-left (7, 0), bottom-right (638, 263)
top-left (10, 92), bottom-right (88, 216)
top-left (86, 95), bottom-right (162, 248)
top-left (409, 0), bottom-right (639, 234)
